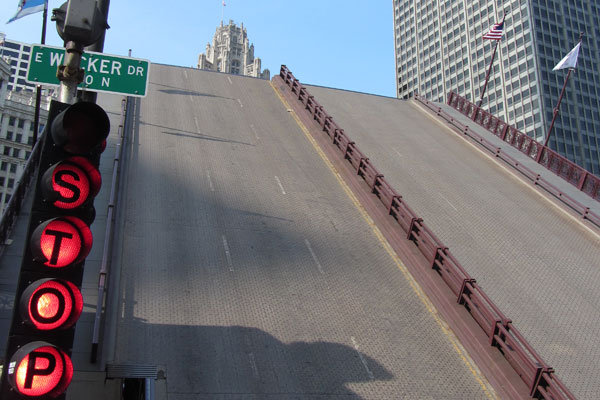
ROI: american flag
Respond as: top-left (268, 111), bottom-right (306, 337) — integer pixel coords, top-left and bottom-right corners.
top-left (483, 21), bottom-right (504, 40)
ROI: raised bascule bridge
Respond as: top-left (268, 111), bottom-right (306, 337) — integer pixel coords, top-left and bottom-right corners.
top-left (1, 63), bottom-right (598, 399)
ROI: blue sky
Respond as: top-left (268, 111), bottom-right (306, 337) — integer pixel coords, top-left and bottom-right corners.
top-left (1, 1), bottom-right (397, 97)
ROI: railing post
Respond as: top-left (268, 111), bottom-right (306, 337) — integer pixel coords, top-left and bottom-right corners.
top-left (357, 157), bottom-right (368, 174)
top-left (344, 141), bottom-right (355, 159)
top-left (530, 367), bottom-right (552, 398)
top-left (577, 171), bottom-right (588, 190)
top-left (472, 105), bottom-right (479, 122)
top-left (388, 195), bottom-right (401, 214)
top-left (372, 174), bottom-right (384, 191)
top-left (333, 128), bottom-right (342, 145)
top-left (431, 247), bottom-right (448, 270)
top-left (407, 217), bottom-right (423, 240)
top-left (499, 123), bottom-right (509, 141)
top-left (457, 278), bottom-right (477, 305)
top-left (489, 319), bottom-right (504, 346)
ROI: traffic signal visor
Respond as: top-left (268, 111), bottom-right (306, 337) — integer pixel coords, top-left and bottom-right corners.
top-left (51, 102), bottom-right (110, 155)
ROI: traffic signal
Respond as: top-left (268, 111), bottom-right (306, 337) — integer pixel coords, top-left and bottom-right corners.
top-left (1, 100), bottom-right (109, 399)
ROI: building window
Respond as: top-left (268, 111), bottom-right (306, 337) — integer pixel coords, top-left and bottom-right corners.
top-left (0, 162), bottom-right (7, 171)
top-left (7, 179), bottom-right (14, 189)
top-left (10, 164), bottom-right (17, 173)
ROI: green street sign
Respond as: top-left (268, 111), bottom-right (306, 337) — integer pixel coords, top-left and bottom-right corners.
top-left (27, 44), bottom-right (150, 97)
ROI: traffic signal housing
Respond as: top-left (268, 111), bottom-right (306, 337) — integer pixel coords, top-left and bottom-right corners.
top-left (1, 100), bottom-right (109, 399)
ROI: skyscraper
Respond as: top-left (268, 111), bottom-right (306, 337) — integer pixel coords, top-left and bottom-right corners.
top-left (198, 20), bottom-right (270, 80)
top-left (393, 0), bottom-right (600, 174)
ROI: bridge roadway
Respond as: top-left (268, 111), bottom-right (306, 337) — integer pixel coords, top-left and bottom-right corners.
top-left (105, 64), bottom-right (495, 399)
top-left (305, 84), bottom-right (600, 399)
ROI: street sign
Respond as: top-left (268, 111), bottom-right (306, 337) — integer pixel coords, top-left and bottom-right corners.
top-left (26, 44), bottom-right (150, 97)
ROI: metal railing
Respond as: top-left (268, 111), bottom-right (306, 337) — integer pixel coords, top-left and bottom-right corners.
top-left (447, 91), bottom-right (600, 203)
top-left (91, 96), bottom-right (131, 363)
top-left (279, 65), bottom-right (575, 399)
top-left (0, 130), bottom-right (46, 254)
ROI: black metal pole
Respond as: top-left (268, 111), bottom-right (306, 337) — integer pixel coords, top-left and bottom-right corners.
top-left (80, 0), bottom-right (110, 103)
top-left (477, 40), bottom-right (499, 108)
top-left (32, 2), bottom-right (48, 147)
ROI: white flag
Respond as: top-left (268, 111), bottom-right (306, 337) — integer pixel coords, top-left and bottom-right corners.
top-left (553, 42), bottom-right (581, 71)
top-left (8, 0), bottom-right (46, 24)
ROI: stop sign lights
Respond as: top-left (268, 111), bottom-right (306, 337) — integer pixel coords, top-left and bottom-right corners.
top-left (30, 217), bottom-right (93, 268)
top-left (20, 279), bottom-right (83, 331)
top-left (1, 99), bottom-right (110, 399)
top-left (41, 157), bottom-right (102, 210)
top-left (6, 342), bottom-right (73, 398)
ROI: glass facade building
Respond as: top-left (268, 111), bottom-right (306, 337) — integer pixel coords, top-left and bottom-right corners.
top-left (393, 0), bottom-right (600, 174)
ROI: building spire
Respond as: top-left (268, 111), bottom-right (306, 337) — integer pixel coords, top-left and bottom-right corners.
top-left (221, 1), bottom-right (226, 25)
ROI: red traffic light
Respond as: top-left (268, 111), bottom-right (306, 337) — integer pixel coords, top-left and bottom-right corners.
top-left (51, 101), bottom-right (110, 154)
top-left (7, 341), bottom-right (73, 398)
top-left (30, 217), bottom-right (92, 268)
top-left (41, 156), bottom-right (102, 210)
top-left (20, 279), bottom-right (83, 331)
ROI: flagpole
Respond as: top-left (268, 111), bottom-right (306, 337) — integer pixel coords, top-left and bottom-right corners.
top-left (537, 33), bottom-right (583, 162)
top-left (477, 11), bottom-right (506, 108)
top-left (477, 41), bottom-right (499, 108)
top-left (32, 0), bottom-right (48, 147)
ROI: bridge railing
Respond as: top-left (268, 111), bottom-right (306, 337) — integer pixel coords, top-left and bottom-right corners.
top-left (0, 131), bottom-right (45, 254)
top-left (447, 91), bottom-right (600, 204)
top-left (278, 64), bottom-right (575, 399)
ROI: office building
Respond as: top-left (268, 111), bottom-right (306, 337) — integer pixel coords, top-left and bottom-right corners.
top-left (393, 0), bottom-right (600, 174)
top-left (0, 56), bottom-right (50, 214)
top-left (0, 37), bottom-right (37, 93)
top-left (198, 20), bottom-right (270, 80)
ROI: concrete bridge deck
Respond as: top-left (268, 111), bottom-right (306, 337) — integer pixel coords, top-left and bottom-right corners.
top-left (305, 83), bottom-right (600, 399)
top-left (106, 64), bottom-right (495, 399)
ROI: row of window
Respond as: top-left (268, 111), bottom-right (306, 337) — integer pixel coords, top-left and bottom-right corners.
top-left (0, 162), bottom-right (18, 173)
top-left (1, 42), bottom-right (30, 52)
top-left (2, 146), bottom-right (30, 159)
top-left (3, 116), bottom-right (41, 134)
top-left (3, 130), bottom-right (35, 145)
top-left (0, 177), bottom-right (15, 189)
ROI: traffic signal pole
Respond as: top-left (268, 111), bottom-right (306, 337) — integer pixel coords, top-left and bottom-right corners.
top-left (0, 2), bottom-right (111, 398)
top-left (80, 0), bottom-right (110, 104)
top-left (57, 41), bottom-right (85, 104)
top-left (51, 0), bottom-right (109, 104)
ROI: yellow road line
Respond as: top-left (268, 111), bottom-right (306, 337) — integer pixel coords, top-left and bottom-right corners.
top-left (271, 81), bottom-right (497, 399)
